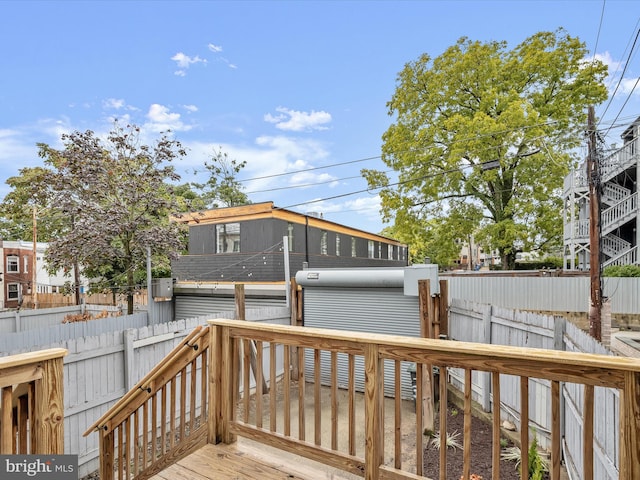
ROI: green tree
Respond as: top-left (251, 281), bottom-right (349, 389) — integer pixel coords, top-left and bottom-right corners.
top-left (37, 123), bottom-right (186, 314)
top-left (363, 29), bottom-right (608, 269)
top-left (196, 146), bottom-right (250, 208)
top-left (0, 166), bottom-right (58, 241)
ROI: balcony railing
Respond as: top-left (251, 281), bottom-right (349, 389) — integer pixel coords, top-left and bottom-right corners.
top-left (209, 319), bottom-right (640, 480)
top-left (0, 348), bottom-right (67, 455)
top-left (87, 319), bottom-right (640, 480)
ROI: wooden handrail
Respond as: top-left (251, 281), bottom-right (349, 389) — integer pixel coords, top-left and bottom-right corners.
top-left (83, 325), bottom-right (207, 435)
top-left (208, 318), bottom-right (640, 480)
top-left (86, 326), bottom-right (210, 480)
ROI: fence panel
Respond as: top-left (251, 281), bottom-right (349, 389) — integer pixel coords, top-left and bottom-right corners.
top-left (449, 298), bottom-right (622, 478)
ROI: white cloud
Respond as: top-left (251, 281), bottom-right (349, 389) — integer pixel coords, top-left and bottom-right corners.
top-left (102, 98), bottom-right (139, 112)
top-left (171, 52), bottom-right (206, 68)
top-left (106, 113), bottom-right (132, 125)
top-left (103, 98), bottom-right (125, 110)
top-left (208, 43), bottom-right (223, 53)
top-left (619, 77), bottom-right (640, 95)
top-left (264, 107), bottom-right (332, 132)
top-left (182, 104), bottom-right (198, 113)
top-left (144, 104), bottom-right (192, 132)
top-left (594, 51), bottom-right (623, 73)
top-left (171, 52), bottom-right (207, 76)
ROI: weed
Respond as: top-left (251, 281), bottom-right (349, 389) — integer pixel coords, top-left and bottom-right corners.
top-left (500, 436), bottom-right (548, 479)
top-left (430, 430), bottom-right (462, 451)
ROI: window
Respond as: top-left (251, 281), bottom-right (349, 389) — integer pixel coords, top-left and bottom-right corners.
top-left (287, 223), bottom-right (294, 252)
top-left (351, 238), bottom-right (357, 257)
top-left (335, 235), bottom-right (341, 256)
top-left (388, 244), bottom-right (394, 260)
top-left (368, 240), bottom-right (375, 258)
top-left (320, 231), bottom-right (328, 255)
top-left (7, 256), bottom-right (18, 273)
top-left (378, 243), bottom-right (382, 259)
top-left (7, 283), bottom-right (19, 300)
top-left (216, 223), bottom-right (240, 253)
top-left (24, 256), bottom-right (29, 273)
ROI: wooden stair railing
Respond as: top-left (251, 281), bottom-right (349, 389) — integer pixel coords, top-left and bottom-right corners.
top-left (0, 348), bottom-right (67, 455)
top-left (84, 325), bottom-right (210, 480)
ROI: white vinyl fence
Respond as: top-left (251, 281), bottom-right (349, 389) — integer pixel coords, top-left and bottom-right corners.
top-left (449, 298), bottom-right (620, 480)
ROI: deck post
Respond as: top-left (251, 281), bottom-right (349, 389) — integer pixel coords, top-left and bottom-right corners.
top-left (99, 431), bottom-right (114, 480)
top-left (209, 323), bottom-right (223, 444)
top-left (33, 355), bottom-right (65, 454)
top-left (364, 344), bottom-right (383, 480)
top-left (220, 325), bottom-right (237, 444)
top-left (620, 371), bottom-right (640, 479)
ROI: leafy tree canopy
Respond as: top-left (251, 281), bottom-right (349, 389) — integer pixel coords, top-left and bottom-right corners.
top-left (363, 29), bottom-right (608, 269)
top-left (194, 146), bottom-right (250, 209)
top-left (37, 123), bottom-right (187, 314)
top-left (0, 166), bottom-right (59, 241)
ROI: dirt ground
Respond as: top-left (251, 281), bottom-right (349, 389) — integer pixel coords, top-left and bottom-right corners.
top-left (423, 402), bottom-right (524, 480)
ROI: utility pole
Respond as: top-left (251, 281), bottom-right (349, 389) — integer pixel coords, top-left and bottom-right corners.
top-left (32, 206), bottom-right (38, 309)
top-left (587, 106), bottom-right (602, 341)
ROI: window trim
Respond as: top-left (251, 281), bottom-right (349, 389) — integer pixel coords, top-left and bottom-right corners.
top-left (216, 223), bottom-right (241, 253)
top-left (7, 255), bottom-right (19, 273)
top-left (7, 283), bottom-right (19, 300)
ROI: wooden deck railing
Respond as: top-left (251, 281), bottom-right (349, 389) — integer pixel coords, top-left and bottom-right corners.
top-left (84, 325), bottom-right (210, 480)
top-left (0, 348), bottom-right (67, 455)
top-left (209, 319), bottom-right (640, 480)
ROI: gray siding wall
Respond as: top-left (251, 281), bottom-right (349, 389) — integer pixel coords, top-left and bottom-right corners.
top-left (188, 224), bottom-right (215, 254)
top-left (177, 217), bottom-right (408, 283)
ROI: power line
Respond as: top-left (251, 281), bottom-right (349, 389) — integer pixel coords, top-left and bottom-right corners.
top-left (234, 120), bottom-right (568, 192)
top-left (244, 171), bottom-right (394, 195)
top-left (598, 26), bottom-right (640, 134)
top-left (237, 155), bottom-right (382, 183)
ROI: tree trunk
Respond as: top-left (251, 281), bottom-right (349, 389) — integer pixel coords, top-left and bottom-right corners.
top-left (126, 269), bottom-right (135, 315)
top-left (501, 251), bottom-right (516, 270)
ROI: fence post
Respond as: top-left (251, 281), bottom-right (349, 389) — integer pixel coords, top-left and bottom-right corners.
top-left (364, 343), bottom-right (383, 480)
top-left (481, 305), bottom-right (492, 412)
top-left (15, 310), bottom-right (21, 332)
top-left (124, 329), bottom-right (135, 391)
top-left (438, 279), bottom-right (449, 336)
top-left (554, 316), bottom-right (566, 351)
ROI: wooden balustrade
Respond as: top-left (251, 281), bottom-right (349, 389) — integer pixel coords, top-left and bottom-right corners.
top-left (84, 325), bottom-right (210, 480)
top-left (0, 348), bottom-right (67, 455)
top-left (87, 318), bottom-right (640, 480)
top-left (208, 319), bottom-right (640, 480)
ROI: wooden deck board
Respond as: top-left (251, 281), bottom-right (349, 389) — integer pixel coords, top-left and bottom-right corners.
top-left (148, 441), bottom-right (360, 480)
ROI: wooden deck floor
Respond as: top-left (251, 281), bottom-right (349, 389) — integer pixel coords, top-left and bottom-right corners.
top-left (148, 439), bottom-right (361, 480)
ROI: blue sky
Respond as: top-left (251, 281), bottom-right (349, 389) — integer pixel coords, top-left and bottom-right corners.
top-left (1, 0), bottom-right (639, 235)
